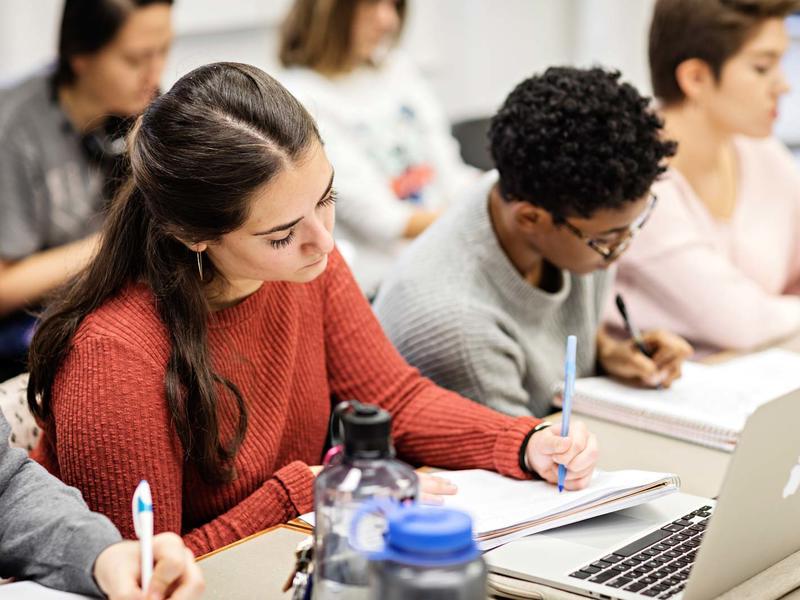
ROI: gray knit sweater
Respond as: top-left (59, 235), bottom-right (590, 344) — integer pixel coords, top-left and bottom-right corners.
top-left (0, 413), bottom-right (121, 596)
top-left (374, 171), bottom-right (612, 417)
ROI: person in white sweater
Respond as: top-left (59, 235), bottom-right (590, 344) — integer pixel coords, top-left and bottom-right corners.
top-left (278, 0), bottom-right (478, 296)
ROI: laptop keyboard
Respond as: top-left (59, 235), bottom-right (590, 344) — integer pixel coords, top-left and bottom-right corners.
top-left (568, 505), bottom-right (713, 598)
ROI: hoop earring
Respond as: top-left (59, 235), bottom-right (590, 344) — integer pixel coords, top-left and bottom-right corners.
top-left (196, 250), bottom-right (204, 281)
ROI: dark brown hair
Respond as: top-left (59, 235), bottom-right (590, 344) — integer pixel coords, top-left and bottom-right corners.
top-left (55, 0), bottom-right (174, 88)
top-left (649, 0), bottom-right (800, 105)
top-left (28, 62), bottom-right (321, 484)
top-left (279, 0), bottom-right (407, 75)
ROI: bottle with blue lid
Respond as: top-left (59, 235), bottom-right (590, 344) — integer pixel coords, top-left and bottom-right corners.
top-left (313, 401), bottom-right (418, 599)
top-left (367, 505), bottom-right (487, 599)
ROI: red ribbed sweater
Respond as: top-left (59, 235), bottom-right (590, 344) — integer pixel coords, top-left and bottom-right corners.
top-left (33, 250), bottom-right (540, 556)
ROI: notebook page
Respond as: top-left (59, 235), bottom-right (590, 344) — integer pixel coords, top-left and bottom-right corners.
top-left (567, 349), bottom-right (800, 433)
top-left (438, 469), bottom-right (675, 537)
top-left (0, 582), bottom-right (90, 599)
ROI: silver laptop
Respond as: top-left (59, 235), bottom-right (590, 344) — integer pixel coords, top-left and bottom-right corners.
top-left (485, 388), bottom-right (800, 599)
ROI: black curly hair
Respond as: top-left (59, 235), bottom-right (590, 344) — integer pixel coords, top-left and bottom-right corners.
top-left (489, 67), bottom-right (676, 222)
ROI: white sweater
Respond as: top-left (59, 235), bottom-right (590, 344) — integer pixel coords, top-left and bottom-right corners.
top-left (280, 53), bottom-right (479, 295)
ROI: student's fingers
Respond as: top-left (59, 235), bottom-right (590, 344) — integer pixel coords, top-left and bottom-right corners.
top-left (533, 464), bottom-right (559, 485)
top-left (563, 473), bottom-right (593, 491)
top-left (94, 542), bottom-right (145, 600)
top-left (158, 549), bottom-right (205, 600)
top-left (529, 423), bottom-right (572, 457)
top-left (564, 463), bottom-right (596, 483)
top-left (147, 533), bottom-right (193, 600)
top-left (549, 421), bottom-right (591, 467)
top-left (531, 422), bottom-right (589, 482)
top-left (610, 348), bottom-right (660, 384)
top-left (419, 473), bottom-right (458, 496)
top-left (559, 432), bottom-right (598, 475)
top-left (420, 492), bottom-right (445, 505)
top-left (645, 330), bottom-right (693, 365)
top-left (659, 362), bottom-right (683, 388)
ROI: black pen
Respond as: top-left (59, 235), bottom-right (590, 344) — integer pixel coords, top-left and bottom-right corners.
top-left (615, 293), bottom-right (654, 358)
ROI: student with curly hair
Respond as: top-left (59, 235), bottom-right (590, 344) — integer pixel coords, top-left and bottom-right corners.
top-left (374, 67), bottom-right (693, 418)
top-left (611, 0), bottom-right (800, 351)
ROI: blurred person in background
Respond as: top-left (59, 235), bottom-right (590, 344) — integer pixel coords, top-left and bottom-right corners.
top-left (611, 0), bottom-right (800, 352)
top-left (278, 0), bottom-right (479, 297)
top-left (0, 0), bottom-right (173, 380)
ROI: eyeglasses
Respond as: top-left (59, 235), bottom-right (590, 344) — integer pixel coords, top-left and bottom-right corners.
top-left (560, 193), bottom-right (658, 261)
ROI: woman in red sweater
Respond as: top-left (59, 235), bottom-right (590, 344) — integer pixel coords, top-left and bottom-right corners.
top-left (27, 62), bottom-right (598, 556)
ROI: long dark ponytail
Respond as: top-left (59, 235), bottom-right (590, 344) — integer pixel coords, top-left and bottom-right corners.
top-left (28, 62), bottom-right (321, 483)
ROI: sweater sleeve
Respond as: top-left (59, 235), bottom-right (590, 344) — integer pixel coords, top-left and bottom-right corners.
top-left (322, 249), bottom-right (539, 478)
top-left (613, 181), bottom-right (800, 350)
top-left (0, 412), bottom-right (121, 597)
top-left (50, 334), bottom-right (315, 557)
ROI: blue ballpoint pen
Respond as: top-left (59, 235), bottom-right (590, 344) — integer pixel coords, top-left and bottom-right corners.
top-left (558, 335), bottom-right (577, 493)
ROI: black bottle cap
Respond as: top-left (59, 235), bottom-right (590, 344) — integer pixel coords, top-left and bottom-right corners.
top-left (335, 401), bottom-right (393, 459)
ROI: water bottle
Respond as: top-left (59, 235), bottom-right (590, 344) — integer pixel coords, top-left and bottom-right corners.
top-left (313, 401), bottom-right (419, 599)
top-left (367, 504), bottom-right (487, 600)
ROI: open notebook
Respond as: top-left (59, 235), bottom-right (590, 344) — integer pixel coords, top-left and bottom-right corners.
top-left (300, 469), bottom-right (678, 551)
top-left (553, 349), bottom-right (800, 451)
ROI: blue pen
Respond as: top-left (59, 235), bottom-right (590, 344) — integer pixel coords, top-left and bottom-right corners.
top-left (558, 335), bottom-right (577, 493)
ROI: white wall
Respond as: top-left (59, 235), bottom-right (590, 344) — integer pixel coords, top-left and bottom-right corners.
top-left (0, 0), bottom-right (797, 143)
top-left (0, 0), bottom-right (647, 119)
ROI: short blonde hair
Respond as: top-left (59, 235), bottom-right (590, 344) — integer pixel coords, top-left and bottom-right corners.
top-left (279, 0), bottom-right (407, 76)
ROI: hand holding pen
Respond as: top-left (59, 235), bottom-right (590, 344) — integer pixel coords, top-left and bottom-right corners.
top-left (522, 335), bottom-right (599, 492)
top-left (91, 481), bottom-right (204, 600)
top-left (596, 294), bottom-right (693, 389)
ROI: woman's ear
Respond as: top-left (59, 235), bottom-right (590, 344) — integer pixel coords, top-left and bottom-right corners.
top-left (674, 58), bottom-right (715, 102)
top-left (175, 238), bottom-right (208, 253)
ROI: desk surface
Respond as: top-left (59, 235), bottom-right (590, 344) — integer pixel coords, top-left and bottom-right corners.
top-left (199, 525), bottom-right (309, 600)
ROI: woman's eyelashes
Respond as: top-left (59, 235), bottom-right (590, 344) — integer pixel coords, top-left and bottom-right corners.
top-left (319, 188), bottom-right (338, 207)
top-left (269, 189), bottom-right (337, 249)
top-left (270, 229), bottom-right (296, 249)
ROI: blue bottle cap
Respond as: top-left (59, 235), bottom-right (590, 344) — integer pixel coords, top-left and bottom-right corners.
top-left (375, 506), bottom-right (480, 567)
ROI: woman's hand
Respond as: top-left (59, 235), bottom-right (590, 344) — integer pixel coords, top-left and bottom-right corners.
top-left (598, 328), bottom-right (693, 388)
top-left (418, 472), bottom-right (458, 504)
top-left (524, 420), bottom-right (598, 491)
top-left (94, 532), bottom-right (204, 600)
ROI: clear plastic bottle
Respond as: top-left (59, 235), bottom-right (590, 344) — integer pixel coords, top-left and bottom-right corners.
top-left (367, 505), bottom-right (487, 600)
top-left (312, 401), bottom-right (418, 600)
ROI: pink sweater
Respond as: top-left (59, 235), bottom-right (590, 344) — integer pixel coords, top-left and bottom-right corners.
top-left (611, 136), bottom-right (800, 351)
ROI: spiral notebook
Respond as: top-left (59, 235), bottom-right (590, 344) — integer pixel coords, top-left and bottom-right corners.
top-left (553, 349), bottom-right (800, 451)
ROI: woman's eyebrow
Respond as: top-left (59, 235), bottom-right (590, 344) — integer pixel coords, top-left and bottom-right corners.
top-left (254, 170), bottom-right (335, 236)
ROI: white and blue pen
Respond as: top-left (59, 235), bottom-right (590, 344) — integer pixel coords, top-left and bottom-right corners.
top-left (558, 335), bottom-right (577, 493)
top-left (132, 480), bottom-right (154, 591)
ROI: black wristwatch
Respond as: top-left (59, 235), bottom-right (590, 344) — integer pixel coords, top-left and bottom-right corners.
top-left (519, 421), bottom-right (553, 477)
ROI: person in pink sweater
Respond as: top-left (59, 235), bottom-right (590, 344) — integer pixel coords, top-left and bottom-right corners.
top-left (611, 0), bottom-right (800, 352)
top-left (26, 63), bottom-right (597, 556)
